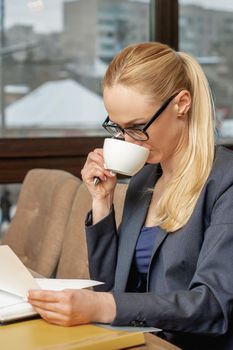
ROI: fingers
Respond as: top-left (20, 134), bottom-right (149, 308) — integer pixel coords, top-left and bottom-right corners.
top-left (28, 289), bottom-right (61, 302)
top-left (83, 165), bottom-right (107, 185)
top-left (28, 290), bottom-right (73, 312)
top-left (30, 300), bottom-right (60, 313)
top-left (28, 290), bottom-right (74, 323)
top-left (87, 148), bottom-right (104, 164)
top-left (33, 306), bottom-right (74, 326)
top-left (85, 149), bottom-right (105, 170)
top-left (28, 289), bottom-right (86, 327)
top-left (81, 149), bottom-right (114, 185)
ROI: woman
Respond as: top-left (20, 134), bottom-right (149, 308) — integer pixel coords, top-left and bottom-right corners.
top-left (28, 42), bottom-right (233, 350)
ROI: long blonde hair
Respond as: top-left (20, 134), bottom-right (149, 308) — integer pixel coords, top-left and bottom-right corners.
top-left (103, 42), bottom-right (215, 232)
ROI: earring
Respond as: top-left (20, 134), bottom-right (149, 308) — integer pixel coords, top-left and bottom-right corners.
top-left (178, 111), bottom-right (185, 117)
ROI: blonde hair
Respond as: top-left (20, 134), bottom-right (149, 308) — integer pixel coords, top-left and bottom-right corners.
top-left (103, 42), bottom-right (215, 232)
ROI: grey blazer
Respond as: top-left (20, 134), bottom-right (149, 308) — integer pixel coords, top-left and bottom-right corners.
top-left (86, 146), bottom-right (233, 350)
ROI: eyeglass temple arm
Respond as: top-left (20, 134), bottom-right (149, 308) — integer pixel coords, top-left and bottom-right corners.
top-left (142, 94), bottom-right (178, 131)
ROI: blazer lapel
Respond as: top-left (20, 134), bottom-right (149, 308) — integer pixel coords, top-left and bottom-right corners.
top-left (114, 164), bottom-right (163, 291)
top-left (150, 226), bottom-right (168, 259)
top-left (146, 226), bottom-right (168, 290)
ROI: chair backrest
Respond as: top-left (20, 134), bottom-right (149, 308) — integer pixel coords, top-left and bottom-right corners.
top-left (2, 169), bottom-right (81, 277)
top-left (55, 181), bottom-right (128, 278)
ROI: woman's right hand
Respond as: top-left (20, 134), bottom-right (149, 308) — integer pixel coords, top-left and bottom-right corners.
top-left (81, 148), bottom-right (117, 222)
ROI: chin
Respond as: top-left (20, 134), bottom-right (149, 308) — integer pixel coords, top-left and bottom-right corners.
top-left (146, 155), bottom-right (161, 164)
top-left (146, 158), bottom-right (160, 164)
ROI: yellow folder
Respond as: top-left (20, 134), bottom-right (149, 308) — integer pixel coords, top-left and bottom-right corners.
top-left (0, 319), bottom-right (145, 350)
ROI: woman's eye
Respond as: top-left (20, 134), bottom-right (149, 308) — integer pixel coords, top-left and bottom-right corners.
top-left (131, 124), bottom-right (145, 129)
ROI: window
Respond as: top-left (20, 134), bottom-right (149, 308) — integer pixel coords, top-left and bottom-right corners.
top-left (0, 0), bottom-right (152, 231)
top-left (0, 0), bottom-right (151, 138)
top-left (179, 0), bottom-right (233, 143)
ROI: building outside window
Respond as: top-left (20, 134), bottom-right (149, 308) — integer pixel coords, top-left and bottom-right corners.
top-left (179, 0), bottom-right (233, 143)
top-left (0, 0), bottom-right (151, 138)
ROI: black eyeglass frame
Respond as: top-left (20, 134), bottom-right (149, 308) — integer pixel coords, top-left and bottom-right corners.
top-left (102, 93), bottom-right (179, 141)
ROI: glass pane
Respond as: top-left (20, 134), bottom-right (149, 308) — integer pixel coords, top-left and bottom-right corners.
top-left (0, 0), bottom-right (150, 138)
top-left (179, 0), bottom-right (233, 144)
top-left (0, 184), bottom-right (20, 239)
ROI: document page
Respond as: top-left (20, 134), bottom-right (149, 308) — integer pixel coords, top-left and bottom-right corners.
top-left (0, 290), bottom-right (35, 322)
top-left (0, 290), bottom-right (24, 308)
top-left (0, 245), bottom-right (103, 323)
top-left (0, 246), bottom-right (40, 298)
top-left (0, 279), bottom-right (103, 310)
top-left (36, 278), bottom-right (103, 290)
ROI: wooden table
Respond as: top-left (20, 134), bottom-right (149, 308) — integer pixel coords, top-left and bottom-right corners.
top-left (0, 319), bottom-right (180, 350)
top-left (133, 333), bottom-right (180, 349)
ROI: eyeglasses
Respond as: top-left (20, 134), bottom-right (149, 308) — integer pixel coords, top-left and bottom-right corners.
top-left (102, 93), bottom-right (178, 141)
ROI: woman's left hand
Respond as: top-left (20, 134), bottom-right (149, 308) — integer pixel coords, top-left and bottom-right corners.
top-left (28, 289), bottom-right (116, 326)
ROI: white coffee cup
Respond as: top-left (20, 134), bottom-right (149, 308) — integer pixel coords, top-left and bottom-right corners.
top-left (103, 138), bottom-right (149, 176)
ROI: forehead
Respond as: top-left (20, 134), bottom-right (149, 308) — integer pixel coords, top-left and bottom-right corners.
top-left (103, 85), bottom-right (156, 124)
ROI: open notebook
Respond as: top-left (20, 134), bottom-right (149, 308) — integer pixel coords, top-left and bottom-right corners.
top-left (0, 245), bottom-right (103, 324)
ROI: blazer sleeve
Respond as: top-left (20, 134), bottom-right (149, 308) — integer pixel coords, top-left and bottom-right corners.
top-left (85, 207), bottom-right (118, 291)
top-left (111, 175), bottom-right (233, 336)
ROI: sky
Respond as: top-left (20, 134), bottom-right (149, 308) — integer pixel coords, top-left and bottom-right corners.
top-left (4, 0), bottom-right (233, 33)
top-left (180, 0), bottom-right (233, 11)
top-left (5, 0), bottom-right (66, 33)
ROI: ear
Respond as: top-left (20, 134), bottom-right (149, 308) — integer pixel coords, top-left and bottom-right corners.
top-left (175, 90), bottom-right (191, 117)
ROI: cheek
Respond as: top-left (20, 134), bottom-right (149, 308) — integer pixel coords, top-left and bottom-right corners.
top-left (143, 137), bottom-right (164, 164)
top-left (145, 119), bottom-right (184, 163)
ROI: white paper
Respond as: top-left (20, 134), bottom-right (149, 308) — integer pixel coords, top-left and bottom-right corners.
top-left (0, 278), bottom-right (103, 323)
top-left (0, 245), bottom-right (104, 323)
top-left (0, 290), bottom-right (24, 308)
top-left (36, 278), bottom-right (103, 290)
top-left (0, 246), bottom-right (40, 298)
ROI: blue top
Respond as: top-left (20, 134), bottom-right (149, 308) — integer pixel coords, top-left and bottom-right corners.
top-left (134, 226), bottom-right (158, 292)
top-left (135, 226), bottom-right (158, 274)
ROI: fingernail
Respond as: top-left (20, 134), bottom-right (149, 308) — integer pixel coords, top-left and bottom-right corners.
top-left (110, 171), bottom-right (116, 176)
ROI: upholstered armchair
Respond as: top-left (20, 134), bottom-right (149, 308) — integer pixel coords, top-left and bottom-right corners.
top-left (2, 169), bottom-right (127, 279)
